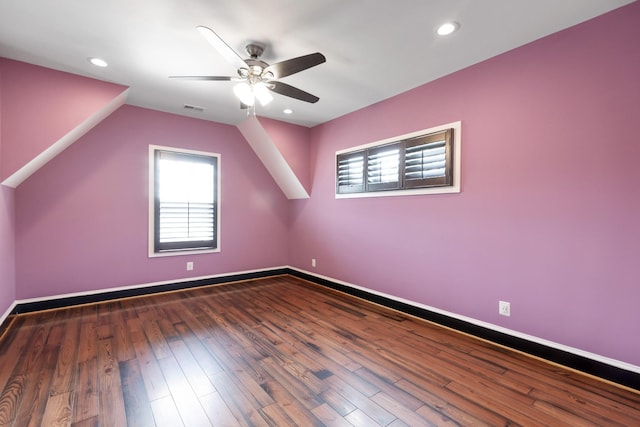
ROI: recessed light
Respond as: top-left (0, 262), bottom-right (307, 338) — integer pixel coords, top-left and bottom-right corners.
top-left (89, 57), bottom-right (108, 67)
top-left (283, 108), bottom-right (293, 114)
top-left (436, 22), bottom-right (459, 36)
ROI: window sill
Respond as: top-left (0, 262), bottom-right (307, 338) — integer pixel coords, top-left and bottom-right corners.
top-left (336, 184), bottom-right (460, 199)
top-left (148, 247), bottom-right (220, 258)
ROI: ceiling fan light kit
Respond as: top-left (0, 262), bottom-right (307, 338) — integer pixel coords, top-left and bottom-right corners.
top-left (252, 82), bottom-right (274, 106)
top-left (233, 81), bottom-right (273, 107)
top-left (171, 26), bottom-right (326, 110)
top-left (233, 82), bottom-right (255, 106)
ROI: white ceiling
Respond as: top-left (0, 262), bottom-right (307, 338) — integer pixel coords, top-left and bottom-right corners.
top-left (0, 0), bottom-right (634, 127)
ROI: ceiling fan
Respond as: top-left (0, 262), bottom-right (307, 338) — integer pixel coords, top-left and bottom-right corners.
top-left (171, 26), bottom-right (326, 108)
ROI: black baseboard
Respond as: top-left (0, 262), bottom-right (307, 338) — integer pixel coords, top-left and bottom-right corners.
top-left (11, 268), bottom-right (288, 314)
top-left (288, 269), bottom-right (640, 392)
top-left (4, 267), bottom-right (638, 391)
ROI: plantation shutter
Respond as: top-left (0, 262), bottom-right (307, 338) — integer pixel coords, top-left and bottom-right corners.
top-left (335, 126), bottom-right (455, 195)
top-left (336, 150), bottom-right (365, 193)
top-left (366, 142), bottom-right (401, 191)
top-left (403, 129), bottom-right (452, 188)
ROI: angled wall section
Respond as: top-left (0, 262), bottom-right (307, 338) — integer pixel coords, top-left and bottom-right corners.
top-left (0, 58), bottom-right (129, 187)
top-left (237, 115), bottom-right (310, 200)
top-left (257, 117), bottom-right (311, 194)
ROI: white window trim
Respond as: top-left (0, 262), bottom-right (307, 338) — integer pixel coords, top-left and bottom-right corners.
top-left (335, 121), bottom-right (461, 199)
top-left (148, 144), bottom-right (221, 258)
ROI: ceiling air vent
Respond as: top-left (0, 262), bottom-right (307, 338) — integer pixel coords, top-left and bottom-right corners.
top-left (183, 104), bottom-right (205, 112)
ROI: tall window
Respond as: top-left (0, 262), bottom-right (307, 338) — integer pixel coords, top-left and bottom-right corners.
top-left (149, 146), bottom-right (220, 255)
top-left (336, 122), bottom-right (461, 197)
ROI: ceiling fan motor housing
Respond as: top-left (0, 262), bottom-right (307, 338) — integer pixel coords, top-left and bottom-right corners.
top-left (245, 43), bottom-right (265, 59)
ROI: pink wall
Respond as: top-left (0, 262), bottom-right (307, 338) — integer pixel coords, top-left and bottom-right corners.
top-left (15, 105), bottom-right (290, 298)
top-left (0, 59), bottom-right (127, 181)
top-left (0, 66), bottom-right (16, 316)
top-left (0, 186), bottom-right (15, 315)
top-left (258, 117), bottom-right (311, 193)
top-left (289, 2), bottom-right (640, 366)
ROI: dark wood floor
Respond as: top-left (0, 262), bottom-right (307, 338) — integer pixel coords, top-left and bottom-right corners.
top-left (0, 276), bottom-right (638, 426)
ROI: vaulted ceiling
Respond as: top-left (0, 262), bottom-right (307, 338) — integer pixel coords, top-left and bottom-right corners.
top-left (0, 0), bottom-right (634, 127)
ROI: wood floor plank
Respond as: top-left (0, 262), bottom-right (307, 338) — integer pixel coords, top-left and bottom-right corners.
top-left (140, 318), bottom-right (172, 360)
top-left (396, 377), bottom-right (507, 426)
top-left (73, 358), bottom-right (99, 423)
top-left (172, 321), bottom-right (224, 377)
top-left (0, 318), bottom-right (30, 393)
top-left (127, 318), bottom-right (170, 401)
top-left (445, 379), bottom-right (564, 426)
top-left (259, 355), bottom-right (324, 411)
top-left (21, 343), bottom-right (63, 427)
top-left (97, 338), bottom-right (127, 427)
top-left (311, 402), bottom-right (354, 427)
top-left (112, 305), bottom-right (137, 362)
top-left (207, 371), bottom-right (270, 427)
top-left (157, 355), bottom-right (212, 426)
top-left (70, 415), bottom-right (99, 427)
top-left (199, 391), bottom-right (242, 427)
top-left (319, 386), bottom-right (358, 416)
top-left (168, 339), bottom-right (217, 397)
top-left (119, 358), bottom-right (155, 427)
top-left (355, 366), bottom-right (424, 411)
top-left (150, 395), bottom-right (184, 427)
top-left (254, 377), bottom-right (323, 427)
top-left (73, 316), bottom-right (98, 421)
top-left (344, 408), bottom-right (387, 427)
top-left (0, 374), bottom-right (27, 426)
top-left (0, 325), bottom-right (48, 426)
top-left (41, 391), bottom-right (73, 427)
top-left (0, 276), bottom-right (638, 425)
top-left (371, 391), bottom-right (435, 426)
top-left (201, 337), bottom-right (275, 409)
top-left (49, 317), bottom-right (81, 397)
top-left (326, 374), bottom-right (397, 425)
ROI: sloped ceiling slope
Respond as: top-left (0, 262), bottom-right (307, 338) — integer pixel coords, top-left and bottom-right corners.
top-left (0, 59), bottom-right (128, 187)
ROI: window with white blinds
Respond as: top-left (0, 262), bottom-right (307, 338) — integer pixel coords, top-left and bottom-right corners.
top-left (336, 151), bottom-right (365, 193)
top-left (367, 143), bottom-right (401, 191)
top-left (404, 130), bottom-right (452, 188)
top-left (336, 127), bottom-right (455, 195)
top-left (150, 147), bottom-right (219, 255)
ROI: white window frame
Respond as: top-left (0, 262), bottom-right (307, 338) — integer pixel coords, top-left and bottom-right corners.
top-left (148, 145), bottom-right (221, 257)
top-left (336, 121), bottom-right (461, 199)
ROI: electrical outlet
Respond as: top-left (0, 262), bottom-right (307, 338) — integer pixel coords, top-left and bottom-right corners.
top-left (187, 261), bottom-right (194, 271)
top-left (311, 258), bottom-right (316, 268)
top-left (499, 301), bottom-right (511, 317)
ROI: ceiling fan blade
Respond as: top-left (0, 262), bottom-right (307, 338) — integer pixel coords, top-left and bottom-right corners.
top-left (196, 26), bottom-right (247, 70)
top-left (269, 81), bottom-right (320, 103)
top-left (264, 52), bottom-right (326, 79)
top-left (169, 75), bottom-right (235, 81)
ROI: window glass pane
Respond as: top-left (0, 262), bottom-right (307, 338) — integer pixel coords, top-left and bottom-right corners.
top-left (337, 151), bottom-right (365, 193)
top-left (367, 146), bottom-right (399, 184)
top-left (337, 153), bottom-right (364, 186)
